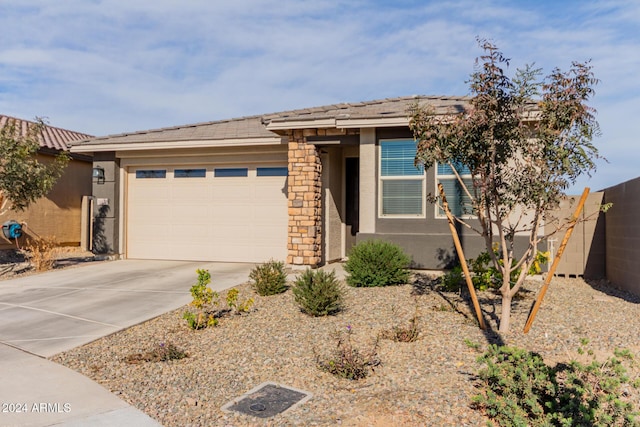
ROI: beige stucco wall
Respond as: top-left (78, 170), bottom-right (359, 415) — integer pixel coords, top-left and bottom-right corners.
top-left (0, 154), bottom-right (92, 249)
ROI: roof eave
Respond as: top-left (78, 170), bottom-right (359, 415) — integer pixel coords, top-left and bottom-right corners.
top-left (70, 136), bottom-right (285, 153)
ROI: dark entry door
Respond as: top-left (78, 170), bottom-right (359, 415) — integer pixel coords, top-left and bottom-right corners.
top-left (345, 157), bottom-right (359, 253)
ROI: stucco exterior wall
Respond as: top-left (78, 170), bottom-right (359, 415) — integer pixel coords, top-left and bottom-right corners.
top-left (550, 192), bottom-right (605, 277)
top-left (0, 154), bottom-right (92, 249)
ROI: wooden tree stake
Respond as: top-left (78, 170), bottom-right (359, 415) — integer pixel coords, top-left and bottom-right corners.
top-left (438, 183), bottom-right (486, 330)
top-left (523, 187), bottom-right (590, 333)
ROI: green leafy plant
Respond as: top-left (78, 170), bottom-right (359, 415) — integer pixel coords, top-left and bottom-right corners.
top-left (0, 117), bottom-right (69, 216)
top-left (440, 266), bottom-right (464, 292)
top-left (226, 288), bottom-right (254, 314)
top-left (316, 326), bottom-right (380, 380)
top-left (472, 344), bottom-right (639, 426)
top-left (249, 259), bottom-right (288, 296)
top-left (182, 310), bottom-right (218, 330)
top-left (292, 268), bottom-right (343, 316)
top-left (411, 39), bottom-right (601, 332)
top-left (124, 342), bottom-right (188, 364)
top-left (183, 269), bottom-right (219, 329)
top-left (464, 339), bottom-right (481, 352)
top-left (344, 240), bottom-right (410, 287)
top-left (441, 246), bottom-right (549, 292)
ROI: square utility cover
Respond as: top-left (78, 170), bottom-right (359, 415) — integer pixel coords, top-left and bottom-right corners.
top-left (221, 382), bottom-right (312, 419)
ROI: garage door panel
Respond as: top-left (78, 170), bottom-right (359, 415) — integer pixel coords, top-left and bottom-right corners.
top-left (127, 165), bottom-right (287, 262)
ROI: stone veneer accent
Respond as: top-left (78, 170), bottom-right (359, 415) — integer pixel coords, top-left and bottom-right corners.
top-left (287, 130), bottom-right (323, 266)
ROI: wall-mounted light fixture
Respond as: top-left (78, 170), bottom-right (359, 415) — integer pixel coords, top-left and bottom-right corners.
top-left (92, 166), bottom-right (105, 184)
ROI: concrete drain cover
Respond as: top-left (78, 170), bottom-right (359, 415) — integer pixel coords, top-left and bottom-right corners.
top-left (221, 382), bottom-right (312, 418)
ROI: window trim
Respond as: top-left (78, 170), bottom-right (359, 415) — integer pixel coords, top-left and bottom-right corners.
top-left (378, 139), bottom-right (426, 218)
top-left (435, 162), bottom-right (475, 219)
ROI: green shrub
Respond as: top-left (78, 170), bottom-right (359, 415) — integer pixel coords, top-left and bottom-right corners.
top-left (316, 326), bottom-right (380, 380)
top-left (225, 288), bottom-right (254, 314)
top-left (183, 269), bottom-right (219, 330)
top-left (440, 266), bottom-right (464, 292)
top-left (472, 344), bottom-right (639, 426)
top-left (292, 268), bottom-right (343, 316)
top-left (249, 260), bottom-right (288, 296)
top-left (440, 247), bottom-right (550, 292)
top-left (344, 240), bottom-right (410, 287)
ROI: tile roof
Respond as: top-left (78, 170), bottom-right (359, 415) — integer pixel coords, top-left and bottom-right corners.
top-left (73, 115), bottom-right (274, 146)
top-left (71, 95), bottom-right (472, 147)
top-left (262, 95), bottom-right (470, 124)
top-left (0, 115), bottom-right (93, 152)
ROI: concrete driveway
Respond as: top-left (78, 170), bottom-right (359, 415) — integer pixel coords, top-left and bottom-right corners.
top-left (0, 259), bottom-right (254, 426)
top-left (0, 259), bottom-right (254, 357)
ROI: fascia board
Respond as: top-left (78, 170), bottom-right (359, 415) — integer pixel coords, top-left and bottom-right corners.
top-left (336, 117), bottom-right (410, 128)
top-left (70, 137), bottom-right (284, 153)
top-left (265, 119), bottom-right (336, 130)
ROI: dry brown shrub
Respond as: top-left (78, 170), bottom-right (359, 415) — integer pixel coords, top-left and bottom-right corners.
top-left (24, 236), bottom-right (59, 271)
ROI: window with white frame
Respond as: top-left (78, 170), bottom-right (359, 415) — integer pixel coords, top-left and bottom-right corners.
top-left (436, 162), bottom-right (473, 217)
top-left (379, 139), bottom-right (425, 217)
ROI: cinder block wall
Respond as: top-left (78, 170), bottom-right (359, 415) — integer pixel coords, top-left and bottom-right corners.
top-left (603, 177), bottom-right (640, 296)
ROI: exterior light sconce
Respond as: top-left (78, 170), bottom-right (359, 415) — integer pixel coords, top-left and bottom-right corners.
top-left (92, 166), bottom-right (105, 184)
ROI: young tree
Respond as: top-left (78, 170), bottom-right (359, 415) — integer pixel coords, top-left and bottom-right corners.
top-left (0, 117), bottom-right (69, 217)
top-left (410, 39), bottom-right (600, 332)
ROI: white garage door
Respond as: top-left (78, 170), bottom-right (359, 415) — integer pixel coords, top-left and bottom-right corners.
top-left (126, 165), bottom-right (288, 262)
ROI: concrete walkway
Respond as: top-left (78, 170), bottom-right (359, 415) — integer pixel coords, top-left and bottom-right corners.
top-left (0, 260), bottom-right (254, 426)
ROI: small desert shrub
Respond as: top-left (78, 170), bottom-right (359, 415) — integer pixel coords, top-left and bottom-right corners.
top-left (380, 303), bottom-right (421, 343)
top-left (440, 266), bottom-right (464, 292)
top-left (292, 268), bottom-right (343, 316)
top-left (183, 269), bottom-right (219, 329)
top-left (344, 240), bottom-right (410, 287)
top-left (249, 260), bottom-right (288, 296)
top-left (24, 236), bottom-right (59, 272)
top-left (124, 342), bottom-right (188, 364)
top-left (225, 288), bottom-right (254, 314)
top-left (316, 326), bottom-right (380, 380)
top-left (472, 344), bottom-right (639, 426)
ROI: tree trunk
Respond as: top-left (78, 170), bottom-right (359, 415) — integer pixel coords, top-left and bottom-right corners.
top-left (499, 291), bottom-right (513, 333)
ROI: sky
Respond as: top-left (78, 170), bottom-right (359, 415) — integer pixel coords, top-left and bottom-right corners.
top-left (1, 0), bottom-right (638, 192)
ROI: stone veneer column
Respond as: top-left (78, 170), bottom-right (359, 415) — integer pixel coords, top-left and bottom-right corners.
top-left (287, 130), bottom-right (322, 266)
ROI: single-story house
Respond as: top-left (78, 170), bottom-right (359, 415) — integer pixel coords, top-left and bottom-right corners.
top-left (0, 115), bottom-right (93, 249)
top-left (70, 96), bottom-right (533, 268)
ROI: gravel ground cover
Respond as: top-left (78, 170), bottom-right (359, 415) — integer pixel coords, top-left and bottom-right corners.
top-left (52, 273), bottom-right (640, 427)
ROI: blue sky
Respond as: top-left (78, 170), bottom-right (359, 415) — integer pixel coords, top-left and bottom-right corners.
top-left (1, 0), bottom-right (638, 192)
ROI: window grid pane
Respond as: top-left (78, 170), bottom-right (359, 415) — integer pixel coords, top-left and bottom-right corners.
top-left (257, 167), bottom-right (288, 177)
top-left (438, 177), bottom-right (474, 217)
top-left (437, 162), bottom-right (471, 175)
top-left (136, 170), bottom-right (166, 179)
top-left (175, 169), bottom-right (206, 178)
top-left (382, 180), bottom-right (423, 215)
top-left (380, 140), bottom-right (423, 176)
top-left (214, 168), bottom-right (248, 177)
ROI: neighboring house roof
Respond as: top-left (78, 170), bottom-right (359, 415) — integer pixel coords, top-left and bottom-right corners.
top-left (69, 95), bottom-right (471, 152)
top-left (0, 115), bottom-right (93, 152)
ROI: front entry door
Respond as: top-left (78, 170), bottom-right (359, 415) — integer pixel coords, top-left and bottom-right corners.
top-left (345, 157), bottom-right (359, 254)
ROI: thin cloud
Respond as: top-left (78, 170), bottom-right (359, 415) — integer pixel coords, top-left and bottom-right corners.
top-left (0, 0), bottom-right (638, 190)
